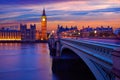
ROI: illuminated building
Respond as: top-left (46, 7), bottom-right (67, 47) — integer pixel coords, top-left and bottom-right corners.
top-left (57, 25), bottom-right (78, 33)
top-left (80, 26), bottom-right (93, 37)
top-left (0, 24), bottom-right (36, 41)
top-left (57, 25), bottom-right (78, 37)
top-left (36, 30), bottom-right (41, 40)
top-left (0, 28), bottom-right (21, 41)
top-left (80, 26), bottom-right (114, 38)
top-left (41, 8), bottom-right (47, 40)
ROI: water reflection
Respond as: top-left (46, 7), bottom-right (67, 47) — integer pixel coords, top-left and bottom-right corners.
top-left (0, 43), bottom-right (52, 80)
top-left (0, 43), bottom-right (95, 80)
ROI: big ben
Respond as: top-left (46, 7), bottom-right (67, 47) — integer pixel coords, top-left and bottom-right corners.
top-left (41, 8), bottom-right (47, 40)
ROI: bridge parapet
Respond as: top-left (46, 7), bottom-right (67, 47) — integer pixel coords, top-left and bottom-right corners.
top-left (61, 38), bottom-right (120, 59)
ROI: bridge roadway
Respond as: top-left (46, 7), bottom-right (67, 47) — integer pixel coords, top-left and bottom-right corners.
top-left (49, 38), bottom-right (120, 80)
top-left (64, 37), bottom-right (120, 45)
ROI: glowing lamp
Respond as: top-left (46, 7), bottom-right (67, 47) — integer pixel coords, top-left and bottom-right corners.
top-left (94, 30), bottom-right (97, 34)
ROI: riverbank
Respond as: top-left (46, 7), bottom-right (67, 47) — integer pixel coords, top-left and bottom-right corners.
top-left (0, 40), bottom-right (48, 43)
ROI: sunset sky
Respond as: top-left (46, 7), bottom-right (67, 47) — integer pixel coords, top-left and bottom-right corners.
top-left (0, 0), bottom-right (120, 31)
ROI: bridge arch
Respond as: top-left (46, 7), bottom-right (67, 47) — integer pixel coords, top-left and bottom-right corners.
top-left (61, 47), bottom-right (96, 80)
top-left (61, 45), bottom-right (109, 80)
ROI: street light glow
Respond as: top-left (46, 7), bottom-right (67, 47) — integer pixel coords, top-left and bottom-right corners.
top-left (94, 30), bottom-right (97, 34)
top-left (52, 30), bottom-right (55, 33)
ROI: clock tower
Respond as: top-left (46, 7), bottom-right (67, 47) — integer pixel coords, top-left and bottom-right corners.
top-left (41, 8), bottom-right (47, 40)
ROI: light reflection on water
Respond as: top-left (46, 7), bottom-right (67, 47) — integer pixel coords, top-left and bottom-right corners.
top-left (0, 43), bottom-right (52, 80)
top-left (0, 43), bottom-right (97, 80)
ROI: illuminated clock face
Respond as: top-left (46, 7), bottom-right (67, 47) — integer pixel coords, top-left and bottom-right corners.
top-left (42, 18), bottom-right (45, 21)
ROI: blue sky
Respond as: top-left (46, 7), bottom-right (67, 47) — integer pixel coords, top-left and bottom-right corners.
top-left (0, 0), bottom-right (120, 30)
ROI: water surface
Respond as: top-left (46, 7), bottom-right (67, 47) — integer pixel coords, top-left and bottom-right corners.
top-left (0, 43), bottom-right (96, 80)
top-left (0, 43), bottom-right (52, 80)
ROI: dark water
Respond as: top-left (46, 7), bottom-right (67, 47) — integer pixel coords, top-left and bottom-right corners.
top-left (0, 43), bottom-right (96, 80)
top-left (52, 49), bottom-right (96, 80)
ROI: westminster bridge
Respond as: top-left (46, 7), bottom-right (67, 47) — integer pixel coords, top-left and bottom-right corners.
top-left (48, 37), bottom-right (120, 80)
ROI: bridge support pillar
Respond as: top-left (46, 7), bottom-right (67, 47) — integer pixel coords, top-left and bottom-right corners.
top-left (112, 48), bottom-right (120, 80)
top-left (56, 41), bottom-right (60, 56)
top-left (48, 38), bottom-right (56, 56)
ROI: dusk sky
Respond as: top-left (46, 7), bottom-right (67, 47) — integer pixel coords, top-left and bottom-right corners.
top-left (0, 0), bottom-right (120, 31)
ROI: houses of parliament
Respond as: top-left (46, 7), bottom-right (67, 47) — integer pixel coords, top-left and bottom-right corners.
top-left (0, 9), bottom-right (48, 41)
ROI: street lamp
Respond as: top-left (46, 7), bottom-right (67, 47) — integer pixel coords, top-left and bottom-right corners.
top-left (52, 30), bottom-right (55, 33)
top-left (94, 30), bottom-right (97, 34)
top-left (94, 30), bottom-right (97, 37)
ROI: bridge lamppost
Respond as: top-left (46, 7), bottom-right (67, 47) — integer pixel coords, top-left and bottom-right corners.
top-left (52, 30), bottom-right (55, 34)
top-left (76, 32), bottom-right (80, 39)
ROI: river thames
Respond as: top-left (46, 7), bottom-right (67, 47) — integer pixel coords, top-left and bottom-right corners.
top-left (0, 43), bottom-right (96, 80)
top-left (0, 43), bottom-right (54, 80)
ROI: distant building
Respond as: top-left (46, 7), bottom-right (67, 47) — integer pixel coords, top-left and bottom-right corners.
top-left (0, 24), bottom-right (36, 41)
top-left (36, 30), bottom-right (41, 40)
top-left (41, 9), bottom-right (47, 40)
top-left (57, 25), bottom-right (78, 33)
top-left (114, 28), bottom-right (120, 38)
top-left (80, 26), bottom-right (114, 38)
top-left (95, 26), bottom-right (113, 38)
top-left (57, 25), bottom-right (78, 37)
top-left (20, 24), bottom-right (36, 41)
top-left (0, 28), bottom-right (21, 41)
top-left (80, 26), bottom-right (93, 37)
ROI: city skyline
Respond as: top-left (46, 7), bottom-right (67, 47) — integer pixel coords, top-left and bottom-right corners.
top-left (0, 0), bottom-right (120, 31)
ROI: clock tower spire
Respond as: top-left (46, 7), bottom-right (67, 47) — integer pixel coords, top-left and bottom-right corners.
top-left (41, 8), bottom-right (47, 40)
top-left (42, 8), bottom-right (46, 16)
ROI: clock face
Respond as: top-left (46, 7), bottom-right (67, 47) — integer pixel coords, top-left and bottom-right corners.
top-left (42, 18), bottom-right (45, 21)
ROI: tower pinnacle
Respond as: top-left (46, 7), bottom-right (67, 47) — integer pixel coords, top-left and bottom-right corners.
top-left (42, 8), bottom-right (46, 16)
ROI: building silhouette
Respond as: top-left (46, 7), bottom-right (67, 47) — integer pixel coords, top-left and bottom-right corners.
top-left (114, 28), bottom-right (120, 38)
top-left (20, 24), bottom-right (36, 41)
top-left (41, 8), bottom-right (47, 40)
top-left (57, 25), bottom-right (78, 33)
top-left (57, 25), bottom-right (79, 37)
top-left (80, 26), bottom-right (114, 38)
